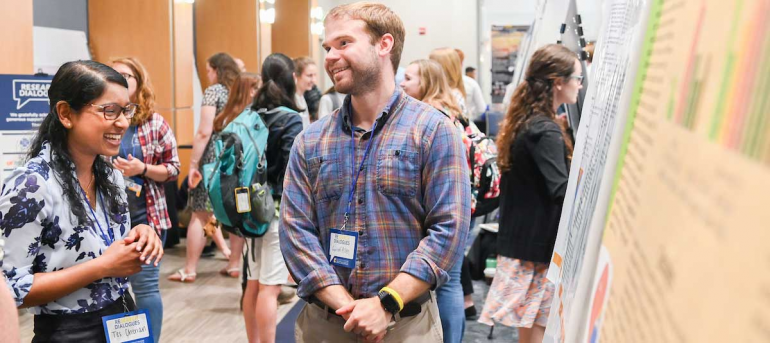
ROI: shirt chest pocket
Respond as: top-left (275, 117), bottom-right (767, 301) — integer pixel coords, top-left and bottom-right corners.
top-left (308, 154), bottom-right (343, 202)
top-left (377, 149), bottom-right (418, 197)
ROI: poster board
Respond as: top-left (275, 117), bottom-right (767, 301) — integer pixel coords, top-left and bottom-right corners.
top-left (599, 0), bottom-right (770, 341)
top-left (543, 0), bottom-right (649, 342)
top-left (490, 25), bottom-right (530, 104)
top-left (0, 74), bottom-right (52, 182)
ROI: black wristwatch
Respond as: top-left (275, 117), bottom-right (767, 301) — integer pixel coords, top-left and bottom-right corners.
top-left (378, 290), bottom-right (401, 316)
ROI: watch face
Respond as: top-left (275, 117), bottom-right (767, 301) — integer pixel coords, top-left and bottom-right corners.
top-left (379, 291), bottom-right (400, 315)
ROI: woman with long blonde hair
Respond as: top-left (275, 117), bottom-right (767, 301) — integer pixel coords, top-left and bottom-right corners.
top-left (479, 44), bottom-right (582, 343)
top-left (111, 56), bottom-right (180, 343)
top-left (429, 47), bottom-right (468, 114)
top-left (400, 59), bottom-right (463, 119)
top-left (400, 58), bottom-right (473, 343)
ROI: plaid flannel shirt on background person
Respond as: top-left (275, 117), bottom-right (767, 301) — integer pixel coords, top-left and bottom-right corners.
top-left (280, 89), bottom-right (472, 300)
top-left (135, 112), bottom-right (180, 232)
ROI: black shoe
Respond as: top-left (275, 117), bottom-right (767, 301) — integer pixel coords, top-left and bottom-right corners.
top-left (201, 242), bottom-right (216, 257)
top-left (465, 305), bottom-right (478, 320)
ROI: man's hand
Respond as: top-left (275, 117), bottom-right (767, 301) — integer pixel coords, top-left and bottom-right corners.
top-left (336, 297), bottom-right (390, 342)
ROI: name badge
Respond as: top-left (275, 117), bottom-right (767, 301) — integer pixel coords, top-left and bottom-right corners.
top-left (235, 187), bottom-right (251, 213)
top-left (329, 228), bottom-right (358, 269)
top-left (124, 177), bottom-right (144, 198)
top-left (102, 309), bottom-right (153, 343)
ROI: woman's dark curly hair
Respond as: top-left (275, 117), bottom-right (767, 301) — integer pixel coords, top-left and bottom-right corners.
top-left (27, 60), bottom-right (128, 226)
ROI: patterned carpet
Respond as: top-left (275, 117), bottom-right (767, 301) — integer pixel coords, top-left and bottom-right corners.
top-left (463, 280), bottom-right (518, 343)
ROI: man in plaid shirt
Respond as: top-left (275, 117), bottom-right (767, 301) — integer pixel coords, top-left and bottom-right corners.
top-left (280, 3), bottom-right (470, 342)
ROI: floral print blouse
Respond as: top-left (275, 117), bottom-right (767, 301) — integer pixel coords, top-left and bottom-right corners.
top-left (0, 142), bottom-right (130, 315)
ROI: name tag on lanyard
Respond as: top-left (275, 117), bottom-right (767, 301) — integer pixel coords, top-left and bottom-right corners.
top-left (102, 309), bottom-right (153, 343)
top-left (328, 119), bottom-right (379, 269)
top-left (329, 228), bottom-right (359, 269)
top-left (124, 177), bottom-right (144, 198)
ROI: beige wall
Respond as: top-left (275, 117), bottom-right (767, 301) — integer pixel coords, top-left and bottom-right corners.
top-left (272, 0), bottom-right (311, 59)
top-left (195, 0), bottom-right (260, 86)
top-left (89, 0), bottom-right (194, 185)
top-left (0, 0), bottom-right (33, 74)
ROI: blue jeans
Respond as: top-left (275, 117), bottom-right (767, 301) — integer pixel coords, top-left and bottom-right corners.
top-left (128, 230), bottom-right (166, 343)
top-left (436, 257), bottom-right (465, 343)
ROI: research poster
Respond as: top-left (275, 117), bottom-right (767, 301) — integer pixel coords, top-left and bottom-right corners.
top-left (0, 74), bottom-right (52, 181)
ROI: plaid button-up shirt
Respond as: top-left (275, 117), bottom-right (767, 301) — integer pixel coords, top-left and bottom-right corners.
top-left (280, 89), bottom-right (471, 300)
top-left (136, 113), bottom-right (180, 232)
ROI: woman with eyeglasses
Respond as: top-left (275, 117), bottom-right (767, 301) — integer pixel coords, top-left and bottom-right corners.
top-left (478, 44), bottom-right (581, 343)
top-left (110, 57), bottom-right (180, 343)
top-left (0, 60), bottom-right (163, 342)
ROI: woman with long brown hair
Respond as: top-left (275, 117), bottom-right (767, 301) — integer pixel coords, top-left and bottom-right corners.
top-left (478, 44), bottom-right (582, 343)
top-left (110, 57), bottom-right (180, 342)
top-left (171, 52), bottom-right (240, 283)
top-left (211, 72), bottom-right (261, 278)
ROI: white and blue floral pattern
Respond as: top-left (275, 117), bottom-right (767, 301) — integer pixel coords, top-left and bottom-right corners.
top-left (0, 142), bottom-right (130, 315)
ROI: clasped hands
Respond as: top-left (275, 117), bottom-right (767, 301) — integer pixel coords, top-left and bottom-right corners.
top-left (336, 297), bottom-right (392, 342)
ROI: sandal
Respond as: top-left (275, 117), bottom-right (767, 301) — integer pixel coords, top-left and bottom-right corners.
top-left (168, 269), bottom-right (197, 283)
top-left (219, 267), bottom-right (240, 278)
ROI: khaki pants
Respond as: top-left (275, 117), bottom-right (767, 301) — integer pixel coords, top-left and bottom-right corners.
top-left (295, 293), bottom-right (443, 343)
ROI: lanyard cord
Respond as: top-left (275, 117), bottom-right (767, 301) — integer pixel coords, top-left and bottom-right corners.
top-left (341, 120), bottom-right (379, 231)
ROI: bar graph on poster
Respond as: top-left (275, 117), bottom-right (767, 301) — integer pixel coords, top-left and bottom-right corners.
top-left (543, 0), bottom-right (770, 341)
top-left (599, 0), bottom-right (770, 341)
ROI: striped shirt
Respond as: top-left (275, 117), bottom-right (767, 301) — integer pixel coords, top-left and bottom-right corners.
top-left (280, 89), bottom-right (471, 300)
top-left (136, 113), bottom-right (180, 232)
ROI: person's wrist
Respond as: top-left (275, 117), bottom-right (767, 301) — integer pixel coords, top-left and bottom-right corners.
top-left (378, 287), bottom-right (403, 315)
top-left (141, 162), bottom-right (148, 176)
top-left (91, 256), bottom-right (109, 279)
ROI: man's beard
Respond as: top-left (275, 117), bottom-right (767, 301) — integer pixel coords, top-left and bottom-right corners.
top-left (334, 52), bottom-right (381, 96)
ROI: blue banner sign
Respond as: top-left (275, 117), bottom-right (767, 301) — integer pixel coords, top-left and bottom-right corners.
top-left (0, 74), bottom-right (53, 131)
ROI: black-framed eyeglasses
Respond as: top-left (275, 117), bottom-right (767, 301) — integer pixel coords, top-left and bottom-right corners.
top-left (567, 75), bottom-right (584, 85)
top-left (89, 103), bottom-right (138, 120)
top-left (119, 72), bottom-right (135, 81)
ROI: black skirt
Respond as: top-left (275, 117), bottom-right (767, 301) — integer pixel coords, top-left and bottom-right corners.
top-left (32, 294), bottom-right (137, 343)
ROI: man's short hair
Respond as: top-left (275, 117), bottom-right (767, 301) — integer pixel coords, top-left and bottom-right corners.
top-left (326, 2), bottom-right (405, 74)
top-left (465, 66), bottom-right (476, 73)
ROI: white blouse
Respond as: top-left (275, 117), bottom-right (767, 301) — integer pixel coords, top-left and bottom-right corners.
top-left (0, 142), bottom-right (130, 315)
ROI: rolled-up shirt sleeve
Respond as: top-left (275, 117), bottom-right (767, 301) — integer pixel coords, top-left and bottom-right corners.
top-left (0, 168), bottom-right (51, 307)
top-left (279, 134), bottom-right (342, 299)
top-left (154, 113), bottom-right (181, 181)
top-left (401, 116), bottom-right (471, 289)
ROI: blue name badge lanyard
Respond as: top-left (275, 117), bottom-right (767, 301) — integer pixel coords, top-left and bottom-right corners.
top-left (120, 126), bottom-right (144, 196)
top-left (80, 187), bottom-right (154, 343)
top-left (329, 120), bottom-right (379, 269)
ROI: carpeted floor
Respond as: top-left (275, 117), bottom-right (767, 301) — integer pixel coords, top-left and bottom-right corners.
top-left (463, 280), bottom-right (518, 343)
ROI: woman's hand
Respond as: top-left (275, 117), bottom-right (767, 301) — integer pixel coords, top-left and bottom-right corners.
top-left (188, 168), bottom-right (203, 189)
top-left (113, 154), bottom-right (146, 177)
top-left (123, 224), bottom-right (164, 266)
top-left (97, 240), bottom-right (143, 278)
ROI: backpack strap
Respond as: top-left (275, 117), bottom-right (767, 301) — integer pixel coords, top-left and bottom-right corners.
top-left (258, 107), bottom-right (289, 129)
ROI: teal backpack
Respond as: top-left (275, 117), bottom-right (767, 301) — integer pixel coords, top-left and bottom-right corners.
top-left (202, 107), bottom-right (289, 237)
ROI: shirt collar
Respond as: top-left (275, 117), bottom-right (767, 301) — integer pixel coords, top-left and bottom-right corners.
top-left (340, 88), bottom-right (403, 134)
